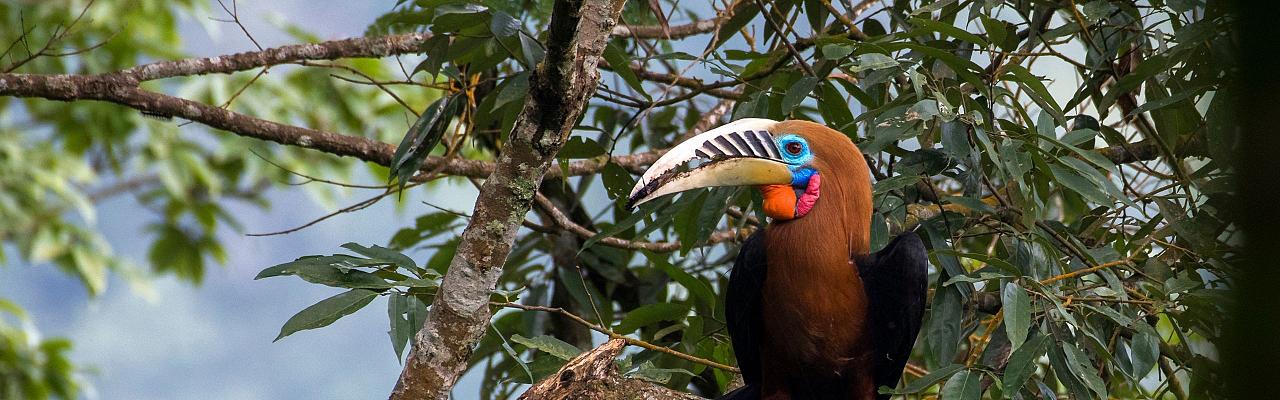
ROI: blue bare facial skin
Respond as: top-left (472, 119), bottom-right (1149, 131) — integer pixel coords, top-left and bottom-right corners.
top-left (791, 167), bottom-right (816, 187)
top-left (776, 134), bottom-right (817, 187)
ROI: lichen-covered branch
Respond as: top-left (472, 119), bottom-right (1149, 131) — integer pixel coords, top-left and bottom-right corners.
top-left (612, 16), bottom-right (722, 39)
top-left (387, 0), bottom-right (627, 398)
top-left (0, 72), bottom-right (662, 179)
top-left (122, 33), bottom-right (433, 81)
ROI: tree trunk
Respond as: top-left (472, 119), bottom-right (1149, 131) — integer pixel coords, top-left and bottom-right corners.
top-left (389, 0), bottom-right (628, 398)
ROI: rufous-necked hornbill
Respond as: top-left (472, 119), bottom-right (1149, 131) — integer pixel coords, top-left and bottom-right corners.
top-left (627, 119), bottom-right (928, 400)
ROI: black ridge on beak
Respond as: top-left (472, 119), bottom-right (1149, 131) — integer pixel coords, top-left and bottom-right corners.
top-left (626, 118), bottom-right (793, 208)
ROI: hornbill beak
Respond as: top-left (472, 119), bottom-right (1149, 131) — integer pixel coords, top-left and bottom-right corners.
top-left (627, 118), bottom-right (793, 208)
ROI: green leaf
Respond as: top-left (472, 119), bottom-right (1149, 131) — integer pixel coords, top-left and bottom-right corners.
top-left (493, 71), bottom-right (530, 110)
top-left (390, 94), bottom-right (463, 189)
top-left (0, 299), bottom-right (24, 317)
top-left (644, 251), bottom-right (716, 312)
top-left (1063, 342), bottom-right (1109, 398)
top-left (849, 53), bottom-right (899, 73)
top-left (1145, 79), bottom-right (1202, 141)
top-left (29, 228), bottom-right (63, 263)
top-left (1003, 333), bottom-right (1050, 393)
top-left (1129, 327), bottom-right (1160, 379)
top-left (1082, 1), bottom-right (1119, 21)
top-left (555, 266), bottom-right (612, 325)
top-left (1099, 53), bottom-right (1173, 109)
top-left (559, 137), bottom-right (607, 159)
top-left (511, 334), bottom-right (582, 361)
top-left (1153, 198), bottom-right (1218, 253)
top-left (1049, 162), bottom-right (1110, 206)
top-left (275, 289), bottom-right (378, 341)
top-left (926, 283), bottom-right (964, 365)
top-left (148, 224), bottom-right (207, 284)
top-left (603, 42), bottom-right (648, 96)
top-left (874, 174), bottom-right (919, 195)
top-left (615, 303), bottom-right (690, 334)
top-left (1002, 282), bottom-right (1031, 350)
top-left (981, 16), bottom-right (1017, 51)
top-left (256, 257), bottom-right (392, 289)
top-left (494, 324), bottom-right (535, 384)
top-left (943, 271), bottom-right (1011, 286)
top-left (820, 44), bottom-right (853, 60)
top-left (882, 42), bottom-right (983, 86)
top-left (627, 361), bottom-right (696, 384)
top-left (1205, 87), bottom-right (1238, 164)
top-left (583, 204), bottom-right (651, 250)
top-left (709, 1), bottom-right (760, 51)
top-left (412, 35), bottom-right (450, 77)
top-left (942, 195), bottom-right (994, 215)
top-left (1060, 128), bottom-right (1099, 147)
top-left (388, 293), bottom-right (410, 360)
top-left (907, 99), bottom-right (940, 121)
top-left (910, 0), bottom-right (956, 15)
top-left (488, 10), bottom-right (520, 38)
top-left (780, 76), bottom-right (819, 114)
top-left (341, 242), bottom-right (417, 270)
top-left (1003, 65), bottom-right (1064, 122)
top-left (431, 4), bottom-right (490, 33)
top-left (818, 83), bottom-right (856, 129)
top-left (71, 247), bottom-right (108, 296)
top-left (673, 190), bottom-right (714, 254)
top-left (733, 92), bottom-right (770, 120)
top-left (600, 162), bottom-right (637, 201)
top-left (908, 17), bottom-right (987, 46)
top-left (1127, 84), bottom-right (1210, 118)
top-left (518, 32), bottom-right (545, 66)
top-left (939, 369), bottom-right (981, 400)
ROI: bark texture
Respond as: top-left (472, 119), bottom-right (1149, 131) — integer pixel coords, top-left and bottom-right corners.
top-left (387, 0), bottom-right (627, 398)
top-left (519, 339), bottom-right (703, 400)
top-left (0, 73), bottom-right (661, 179)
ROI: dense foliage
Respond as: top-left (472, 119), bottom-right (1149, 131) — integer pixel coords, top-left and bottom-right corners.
top-left (1, 0), bottom-right (1235, 398)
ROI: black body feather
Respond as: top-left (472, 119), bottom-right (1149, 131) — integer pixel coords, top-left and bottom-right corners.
top-left (856, 231), bottom-right (929, 400)
top-left (720, 231), bottom-right (928, 400)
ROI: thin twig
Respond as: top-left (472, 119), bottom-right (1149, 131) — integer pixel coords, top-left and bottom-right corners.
top-left (494, 301), bottom-right (742, 373)
top-left (817, 0), bottom-right (869, 40)
top-left (215, 0), bottom-right (263, 51)
top-left (250, 149), bottom-right (392, 189)
top-left (1040, 259), bottom-right (1133, 285)
top-left (533, 193), bottom-right (741, 252)
top-left (751, 0), bottom-right (816, 77)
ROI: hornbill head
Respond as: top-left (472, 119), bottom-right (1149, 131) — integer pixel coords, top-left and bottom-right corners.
top-left (627, 118), bottom-right (870, 226)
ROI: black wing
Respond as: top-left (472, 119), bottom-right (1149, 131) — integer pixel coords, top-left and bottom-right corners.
top-left (726, 230), bottom-right (768, 386)
top-left (856, 231), bottom-right (929, 399)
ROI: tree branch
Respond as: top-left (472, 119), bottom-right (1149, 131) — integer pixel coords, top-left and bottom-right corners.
top-left (518, 338), bottom-right (704, 400)
top-left (124, 33), bottom-right (433, 81)
top-left (389, 0), bottom-right (627, 398)
top-left (611, 17), bottom-right (723, 39)
top-left (0, 72), bottom-right (665, 179)
top-left (103, 19), bottom-right (719, 83)
top-left (624, 63), bottom-right (745, 99)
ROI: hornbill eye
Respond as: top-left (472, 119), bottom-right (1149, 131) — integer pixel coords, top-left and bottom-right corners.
top-left (785, 141), bottom-right (803, 155)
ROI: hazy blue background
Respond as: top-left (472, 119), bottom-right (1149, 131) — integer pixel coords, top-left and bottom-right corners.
top-left (0, 1), bottom-right (496, 398)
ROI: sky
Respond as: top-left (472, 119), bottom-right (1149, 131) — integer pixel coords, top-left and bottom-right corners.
top-left (0, 1), bottom-right (497, 399)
